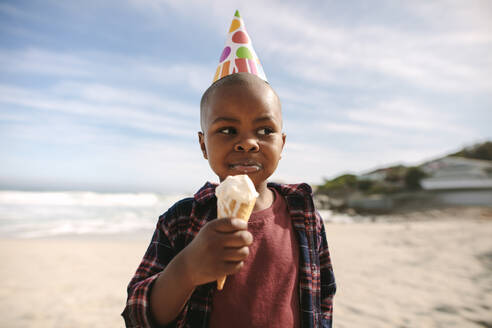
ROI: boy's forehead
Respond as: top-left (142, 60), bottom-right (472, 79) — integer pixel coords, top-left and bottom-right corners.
top-left (201, 75), bottom-right (282, 129)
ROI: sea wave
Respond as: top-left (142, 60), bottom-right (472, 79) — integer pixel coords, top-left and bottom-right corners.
top-left (0, 190), bottom-right (190, 238)
top-left (0, 190), bottom-right (164, 207)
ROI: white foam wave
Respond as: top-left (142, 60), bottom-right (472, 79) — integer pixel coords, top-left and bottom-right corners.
top-left (0, 190), bottom-right (168, 207)
top-left (0, 190), bottom-right (191, 238)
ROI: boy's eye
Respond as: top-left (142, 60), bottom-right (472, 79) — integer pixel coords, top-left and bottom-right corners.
top-left (257, 127), bottom-right (274, 135)
top-left (219, 127), bottom-right (237, 135)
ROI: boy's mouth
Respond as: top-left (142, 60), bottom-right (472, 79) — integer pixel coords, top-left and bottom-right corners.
top-left (228, 161), bottom-right (262, 173)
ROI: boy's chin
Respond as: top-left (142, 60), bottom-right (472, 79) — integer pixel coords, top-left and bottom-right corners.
top-left (217, 172), bottom-right (269, 190)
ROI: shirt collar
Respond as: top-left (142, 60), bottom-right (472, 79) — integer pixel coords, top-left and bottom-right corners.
top-left (193, 181), bottom-right (218, 204)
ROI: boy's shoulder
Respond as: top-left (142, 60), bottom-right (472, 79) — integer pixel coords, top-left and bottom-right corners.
top-left (159, 182), bottom-right (216, 216)
top-left (158, 182), bottom-right (218, 223)
top-left (193, 181), bottom-right (218, 204)
top-left (158, 196), bottom-right (195, 223)
top-left (268, 181), bottom-right (313, 197)
top-left (168, 196), bottom-right (195, 212)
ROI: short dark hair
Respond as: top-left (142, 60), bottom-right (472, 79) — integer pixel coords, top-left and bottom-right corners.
top-left (200, 73), bottom-right (278, 131)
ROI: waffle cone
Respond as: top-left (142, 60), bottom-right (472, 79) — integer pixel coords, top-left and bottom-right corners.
top-left (216, 199), bottom-right (256, 290)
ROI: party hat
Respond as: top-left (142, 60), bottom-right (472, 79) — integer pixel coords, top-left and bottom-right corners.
top-left (212, 10), bottom-right (267, 83)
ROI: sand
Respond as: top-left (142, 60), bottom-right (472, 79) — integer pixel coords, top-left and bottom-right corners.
top-left (0, 213), bottom-right (491, 327)
top-left (0, 235), bottom-right (151, 328)
top-left (326, 216), bottom-right (492, 328)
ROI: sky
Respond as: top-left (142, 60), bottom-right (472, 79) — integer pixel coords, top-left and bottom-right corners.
top-left (0, 0), bottom-right (491, 193)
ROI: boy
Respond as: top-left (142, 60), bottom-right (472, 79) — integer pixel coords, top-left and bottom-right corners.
top-left (122, 11), bottom-right (335, 328)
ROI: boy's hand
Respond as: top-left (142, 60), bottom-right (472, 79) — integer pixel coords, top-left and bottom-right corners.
top-left (181, 218), bottom-right (252, 287)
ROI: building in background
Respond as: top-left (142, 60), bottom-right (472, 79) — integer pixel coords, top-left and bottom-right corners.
top-left (420, 156), bottom-right (492, 190)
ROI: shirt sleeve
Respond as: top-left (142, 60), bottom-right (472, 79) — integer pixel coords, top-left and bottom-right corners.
top-left (316, 211), bottom-right (337, 327)
top-left (122, 218), bottom-right (186, 328)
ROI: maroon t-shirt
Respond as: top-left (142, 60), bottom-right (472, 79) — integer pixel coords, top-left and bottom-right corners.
top-left (208, 188), bottom-right (300, 328)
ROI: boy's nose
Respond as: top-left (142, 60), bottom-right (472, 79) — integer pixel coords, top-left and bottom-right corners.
top-left (234, 138), bottom-right (259, 152)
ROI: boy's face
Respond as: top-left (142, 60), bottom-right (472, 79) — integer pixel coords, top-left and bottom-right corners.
top-left (199, 78), bottom-right (286, 189)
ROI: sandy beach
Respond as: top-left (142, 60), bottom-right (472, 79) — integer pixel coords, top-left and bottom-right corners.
top-left (1, 208), bottom-right (491, 327)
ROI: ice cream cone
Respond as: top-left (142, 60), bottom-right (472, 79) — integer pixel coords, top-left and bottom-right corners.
top-left (215, 175), bottom-right (258, 290)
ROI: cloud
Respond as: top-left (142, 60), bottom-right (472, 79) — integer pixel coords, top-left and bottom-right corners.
top-left (51, 81), bottom-right (197, 117)
top-left (407, 0), bottom-right (492, 31)
top-left (271, 23), bottom-right (490, 93)
top-left (0, 48), bottom-right (93, 77)
top-left (345, 99), bottom-right (475, 137)
top-left (139, 63), bottom-right (212, 94)
top-left (0, 83), bottom-right (199, 140)
top-left (321, 122), bottom-right (392, 137)
top-left (0, 47), bottom-right (211, 94)
top-left (0, 2), bottom-right (46, 22)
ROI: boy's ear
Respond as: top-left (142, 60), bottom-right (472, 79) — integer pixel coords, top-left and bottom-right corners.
top-left (198, 132), bottom-right (208, 159)
top-left (281, 133), bottom-right (286, 150)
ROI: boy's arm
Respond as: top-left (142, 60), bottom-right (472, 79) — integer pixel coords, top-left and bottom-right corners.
top-left (316, 211), bottom-right (337, 327)
top-left (122, 215), bottom-right (252, 327)
top-left (122, 226), bottom-right (179, 328)
top-left (148, 244), bottom-right (196, 326)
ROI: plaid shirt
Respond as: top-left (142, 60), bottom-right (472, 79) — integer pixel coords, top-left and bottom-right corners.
top-left (122, 182), bottom-right (336, 327)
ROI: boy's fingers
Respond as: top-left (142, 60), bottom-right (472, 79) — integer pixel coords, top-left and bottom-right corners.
top-left (223, 230), bottom-right (253, 247)
top-left (213, 218), bottom-right (247, 232)
top-left (222, 246), bottom-right (250, 261)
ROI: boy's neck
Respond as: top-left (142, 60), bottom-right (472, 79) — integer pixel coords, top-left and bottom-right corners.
top-left (253, 182), bottom-right (274, 212)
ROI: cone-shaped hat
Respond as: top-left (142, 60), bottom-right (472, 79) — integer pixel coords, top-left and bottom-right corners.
top-left (212, 10), bottom-right (267, 83)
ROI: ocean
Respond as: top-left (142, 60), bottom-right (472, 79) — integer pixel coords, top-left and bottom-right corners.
top-left (0, 190), bottom-right (358, 238)
top-left (0, 190), bottom-right (189, 238)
